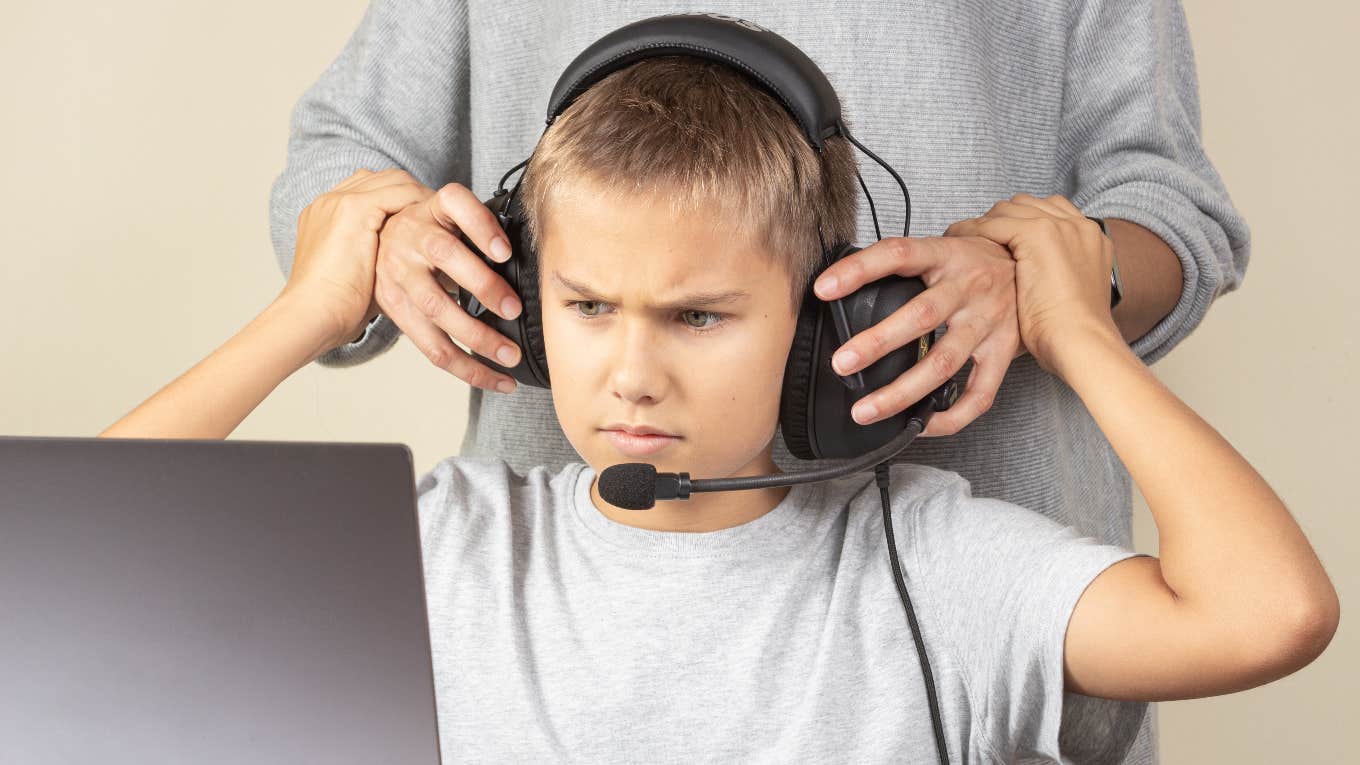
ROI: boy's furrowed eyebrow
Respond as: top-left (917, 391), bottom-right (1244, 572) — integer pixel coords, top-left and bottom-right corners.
top-left (551, 271), bottom-right (750, 310)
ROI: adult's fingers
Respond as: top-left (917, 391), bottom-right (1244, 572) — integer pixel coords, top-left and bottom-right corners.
top-left (849, 307), bottom-right (989, 426)
top-left (428, 182), bottom-right (514, 264)
top-left (417, 224), bottom-right (523, 321)
top-left (373, 199), bottom-right (524, 379)
top-left (812, 237), bottom-right (941, 301)
top-left (346, 167), bottom-right (419, 192)
top-left (943, 216), bottom-right (1029, 249)
top-left (376, 276), bottom-right (518, 394)
top-left (999, 192), bottom-right (1070, 219)
top-left (330, 168), bottom-right (378, 193)
top-left (329, 167), bottom-right (419, 196)
top-left (1044, 194), bottom-right (1086, 217)
top-left (351, 182), bottom-right (430, 219)
top-left (401, 266), bottom-right (523, 369)
top-left (829, 277), bottom-right (967, 377)
top-left (920, 330), bottom-right (1018, 437)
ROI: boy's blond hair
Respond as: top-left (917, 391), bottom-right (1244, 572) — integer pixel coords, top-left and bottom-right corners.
top-left (519, 56), bottom-right (860, 308)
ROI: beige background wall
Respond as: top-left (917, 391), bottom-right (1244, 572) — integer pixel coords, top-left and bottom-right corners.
top-left (1, 1), bottom-right (1353, 760)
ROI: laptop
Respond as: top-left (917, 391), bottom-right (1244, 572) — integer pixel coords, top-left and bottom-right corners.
top-left (0, 436), bottom-right (442, 764)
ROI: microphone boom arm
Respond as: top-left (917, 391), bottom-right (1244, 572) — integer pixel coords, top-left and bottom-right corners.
top-left (658, 382), bottom-right (954, 500)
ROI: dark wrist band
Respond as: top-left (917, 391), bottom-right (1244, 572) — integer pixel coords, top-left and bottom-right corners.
top-left (1085, 216), bottom-right (1124, 309)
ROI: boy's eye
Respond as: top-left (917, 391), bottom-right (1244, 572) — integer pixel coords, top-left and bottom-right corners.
top-left (681, 310), bottom-right (721, 330)
top-left (564, 301), bottom-right (726, 333)
top-left (575, 300), bottom-right (606, 317)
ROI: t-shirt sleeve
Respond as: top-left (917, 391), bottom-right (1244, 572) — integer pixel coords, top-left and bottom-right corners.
top-left (415, 454), bottom-right (519, 551)
top-left (907, 471), bottom-right (1150, 762)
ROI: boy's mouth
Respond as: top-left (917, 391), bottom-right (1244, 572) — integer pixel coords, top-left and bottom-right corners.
top-left (601, 422), bottom-right (678, 437)
top-left (599, 425), bottom-right (681, 457)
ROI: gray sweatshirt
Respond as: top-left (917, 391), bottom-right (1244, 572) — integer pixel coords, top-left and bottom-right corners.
top-left (269, 2), bottom-right (1251, 762)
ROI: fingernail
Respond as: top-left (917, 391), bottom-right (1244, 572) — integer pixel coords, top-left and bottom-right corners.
top-left (496, 345), bottom-right (519, 366)
top-left (853, 401), bottom-right (878, 424)
top-left (500, 296), bottom-right (521, 319)
top-left (491, 237), bottom-right (513, 262)
top-left (833, 350), bottom-right (859, 374)
top-left (496, 379), bottom-right (516, 394)
top-left (815, 275), bottom-right (838, 297)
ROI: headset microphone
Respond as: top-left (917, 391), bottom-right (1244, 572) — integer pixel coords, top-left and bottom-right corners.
top-left (599, 380), bottom-right (959, 510)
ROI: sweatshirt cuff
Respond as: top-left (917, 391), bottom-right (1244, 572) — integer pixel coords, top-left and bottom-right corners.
top-left (314, 313), bottom-right (402, 368)
top-left (1084, 180), bottom-right (1246, 366)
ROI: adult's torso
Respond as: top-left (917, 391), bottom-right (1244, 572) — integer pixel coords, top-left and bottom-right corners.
top-left (459, 0), bottom-right (1135, 545)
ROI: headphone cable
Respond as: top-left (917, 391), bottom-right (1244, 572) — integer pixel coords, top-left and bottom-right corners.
top-left (876, 461), bottom-right (949, 765)
top-left (840, 122), bottom-right (912, 239)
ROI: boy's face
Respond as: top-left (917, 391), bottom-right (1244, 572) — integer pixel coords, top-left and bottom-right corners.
top-left (538, 181), bottom-right (801, 486)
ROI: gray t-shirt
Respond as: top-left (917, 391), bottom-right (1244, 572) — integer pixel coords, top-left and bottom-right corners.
top-left (416, 456), bottom-right (1148, 763)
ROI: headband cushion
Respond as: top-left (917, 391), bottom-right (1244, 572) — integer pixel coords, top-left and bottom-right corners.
top-left (545, 13), bottom-right (842, 149)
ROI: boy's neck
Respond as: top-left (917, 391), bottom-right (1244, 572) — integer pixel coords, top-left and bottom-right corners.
top-left (588, 455), bottom-right (792, 533)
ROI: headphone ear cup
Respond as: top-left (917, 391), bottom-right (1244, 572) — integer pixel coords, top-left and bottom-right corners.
top-left (503, 193), bottom-right (552, 388)
top-left (783, 272), bottom-right (932, 460)
top-left (454, 191), bottom-right (551, 388)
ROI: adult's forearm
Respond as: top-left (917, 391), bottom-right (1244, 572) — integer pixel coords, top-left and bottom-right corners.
top-left (99, 296), bottom-right (338, 440)
top-left (1106, 218), bottom-right (1185, 346)
top-left (1050, 328), bottom-right (1338, 656)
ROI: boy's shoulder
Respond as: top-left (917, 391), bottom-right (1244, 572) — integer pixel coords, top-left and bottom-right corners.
top-left (417, 453), bottom-right (582, 490)
top-left (822, 460), bottom-right (975, 522)
top-left (414, 455), bottom-right (587, 526)
top-left (827, 460), bottom-right (1138, 593)
top-left (865, 461), bottom-right (1073, 542)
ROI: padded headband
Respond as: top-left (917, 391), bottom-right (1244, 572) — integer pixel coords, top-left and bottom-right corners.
top-left (545, 13), bottom-right (843, 150)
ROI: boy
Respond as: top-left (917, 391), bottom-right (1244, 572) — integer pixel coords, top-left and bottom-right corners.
top-left (103, 58), bottom-right (1337, 762)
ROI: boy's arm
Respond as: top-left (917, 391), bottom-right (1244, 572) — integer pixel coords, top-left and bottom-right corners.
top-left (1057, 326), bottom-right (1339, 701)
top-left (102, 169), bottom-right (427, 440)
top-left (947, 198), bottom-right (1337, 703)
top-left (98, 295), bottom-right (339, 440)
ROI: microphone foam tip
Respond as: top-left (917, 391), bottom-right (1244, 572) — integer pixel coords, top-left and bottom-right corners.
top-left (598, 463), bottom-right (658, 510)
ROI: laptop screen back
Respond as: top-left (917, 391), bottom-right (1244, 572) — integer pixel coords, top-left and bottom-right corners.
top-left (0, 436), bottom-right (441, 765)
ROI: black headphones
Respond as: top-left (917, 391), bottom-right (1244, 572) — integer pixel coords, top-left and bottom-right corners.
top-left (454, 12), bottom-right (959, 462)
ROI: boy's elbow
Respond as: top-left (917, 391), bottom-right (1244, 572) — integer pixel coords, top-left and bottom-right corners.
top-left (1248, 583), bottom-right (1340, 679)
top-left (1287, 584), bottom-right (1341, 664)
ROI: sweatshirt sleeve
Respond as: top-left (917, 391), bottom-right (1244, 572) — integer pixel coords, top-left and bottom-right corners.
top-left (1057, 0), bottom-right (1252, 365)
top-left (267, 0), bottom-right (472, 368)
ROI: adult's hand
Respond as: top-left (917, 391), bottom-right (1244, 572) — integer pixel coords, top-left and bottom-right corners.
top-left (282, 168), bottom-right (430, 351)
top-left (373, 181), bottom-right (524, 394)
top-left (811, 204), bottom-right (1029, 437)
top-left (944, 193), bottom-right (1120, 374)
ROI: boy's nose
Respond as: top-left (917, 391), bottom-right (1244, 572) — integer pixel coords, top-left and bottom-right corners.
top-left (606, 322), bottom-right (670, 404)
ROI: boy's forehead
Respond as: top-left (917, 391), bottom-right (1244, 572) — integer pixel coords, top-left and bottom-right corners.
top-left (549, 269), bottom-right (752, 310)
top-left (541, 185), bottom-right (788, 301)
top-left (545, 247), bottom-right (779, 307)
